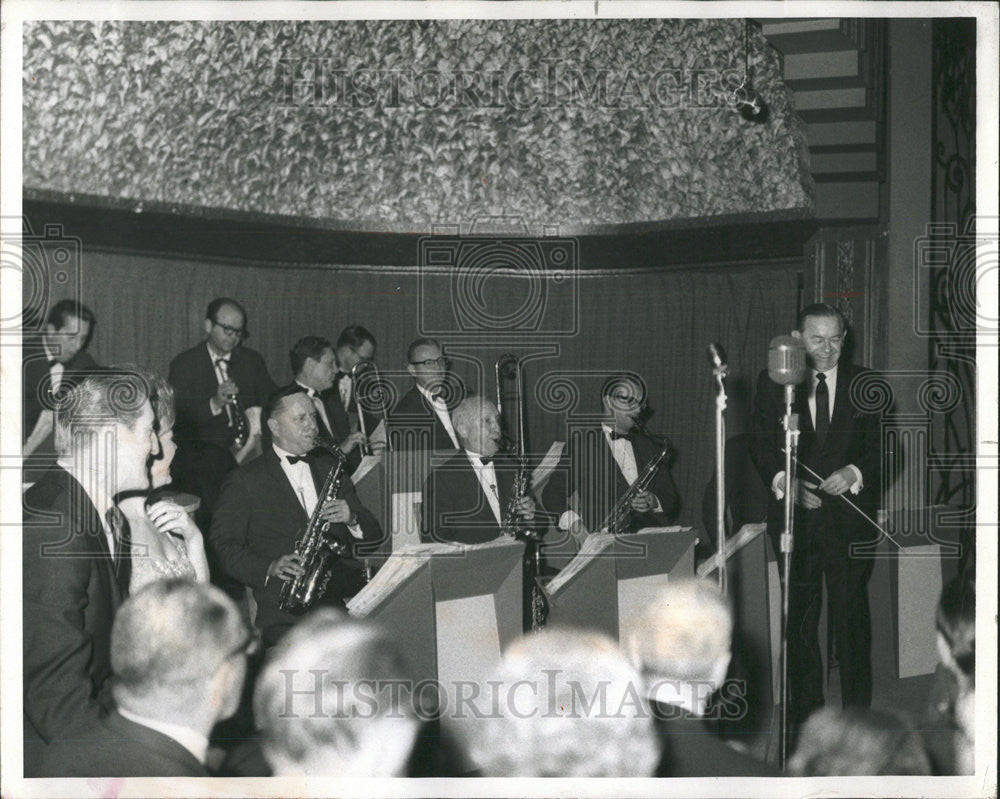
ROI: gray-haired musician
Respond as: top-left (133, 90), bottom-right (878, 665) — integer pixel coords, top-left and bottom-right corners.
top-left (209, 385), bottom-right (382, 647)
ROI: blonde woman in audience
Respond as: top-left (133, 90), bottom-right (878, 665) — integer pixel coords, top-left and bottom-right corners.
top-left (118, 367), bottom-right (210, 592)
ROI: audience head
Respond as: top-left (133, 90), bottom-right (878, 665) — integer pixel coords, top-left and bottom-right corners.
top-left (936, 572), bottom-right (975, 688)
top-left (406, 337), bottom-right (450, 391)
top-left (624, 580), bottom-right (732, 712)
top-left (43, 299), bottom-right (95, 364)
top-left (54, 369), bottom-right (159, 492)
top-left (601, 373), bottom-right (647, 434)
top-left (452, 397), bottom-right (502, 458)
top-left (289, 336), bottom-right (337, 392)
top-left (335, 325), bottom-right (376, 372)
top-left (794, 302), bottom-right (847, 373)
top-left (254, 609), bottom-right (420, 776)
top-left (111, 579), bottom-right (253, 730)
top-left (204, 297), bottom-right (247, 354)
top-left (113, 364), bottom-right (176, 489)
top-left (263, 385), bottom-right (316, 455)
top-left (788, 707), bottom-right (931, 776)
top-left (465, 628), bottom-right (659, 778)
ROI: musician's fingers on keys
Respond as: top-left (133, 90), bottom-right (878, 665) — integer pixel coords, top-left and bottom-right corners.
top-left (318, 497), bottom-right (353, 524)
top-left (515, 496), bottom-right (536, 520)
top-left (629, 489), bottom-right (656, 513)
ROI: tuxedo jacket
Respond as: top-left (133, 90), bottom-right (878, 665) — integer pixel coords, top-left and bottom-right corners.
top-left (389, 383), bottom-right (466, 452)
top-left (650, 701), bottom-right (778, 777)
top-left (750, 362), bottom-right (882, 539)
top-left (563, 427), bottom-right (680, 534)
top-left (312, 386), bottom-right (362, 472)
top-left (421, 450), bottom-right (522, 545)
top-left (22, 466), bottom-right (126, 776)
top-left (168, 343), bottom-right (276, 450)
top-left (38, 711), bottom-right (208, 777)
top-left (209, 447), bottom-right (383, 644)
top-left (22, 343), bottom-right (99, 437)
top-left (333, 372), bottom-right (383, 438)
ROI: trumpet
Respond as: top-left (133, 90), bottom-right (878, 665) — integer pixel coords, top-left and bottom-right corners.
top-left (350, 358), bottom-right (392, 455)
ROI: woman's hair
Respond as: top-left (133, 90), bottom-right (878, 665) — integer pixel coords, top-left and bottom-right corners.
top-left (937, 571), bottom-right (975, 684)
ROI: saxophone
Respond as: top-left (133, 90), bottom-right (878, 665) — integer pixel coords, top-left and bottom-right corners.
top-left (229, 393), bottom-right (251, 450)
top-left (500, 459), bottom-right (529, 538)
top-left (278, 439), bottom-right (348, 614)
top-left (600, 430), bottom-right (671, 536)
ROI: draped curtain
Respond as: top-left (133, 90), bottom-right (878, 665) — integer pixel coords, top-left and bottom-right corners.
top-left (61, 249), bottom-right (798, 528)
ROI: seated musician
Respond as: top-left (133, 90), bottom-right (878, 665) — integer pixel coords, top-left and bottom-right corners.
top-left (420, 397), bottom-right (535, 545)
top-left (290, 336), bottom-right (368, 472)
top-left (551, 374), bottom-right (680, 544)
top-left (209, 386), bottom-right (382, 647)
top-left (389, 337), bottom-right (467, 451)
top-left (332, 325), bottom-right (387, 456)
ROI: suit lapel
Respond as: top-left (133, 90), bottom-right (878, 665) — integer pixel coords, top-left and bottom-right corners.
top-left (831, 363), bottom-right (854, 429)
top-left (62, 469), bottom-right (124, 603)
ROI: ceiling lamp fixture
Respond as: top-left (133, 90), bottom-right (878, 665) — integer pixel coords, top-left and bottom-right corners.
top-left (732, 19), bottom-right (769, 123)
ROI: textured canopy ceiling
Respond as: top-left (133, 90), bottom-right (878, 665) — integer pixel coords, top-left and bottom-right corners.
top-left (23, 19), bottom-right (814, 231)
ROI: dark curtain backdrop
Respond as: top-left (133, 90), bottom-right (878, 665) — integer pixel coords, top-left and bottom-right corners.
top-left (65, 249), bottom-right (798, 528)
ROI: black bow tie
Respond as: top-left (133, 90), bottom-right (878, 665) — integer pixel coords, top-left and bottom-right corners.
top-left (609, 429), bottom-right (635, 441)
top-left (48, 358), bottom-right (59, 368)
top-left (479, 455), bottom-right (493, 466)
top-left (286, 454), bottom-right (312, 465)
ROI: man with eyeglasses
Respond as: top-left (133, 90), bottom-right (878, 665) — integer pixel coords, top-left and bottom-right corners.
top-left (548, 373), bottom-right (680, 545)
top-left (332, 325), bottom-right (387, 454)
top-left (38, 579), bottom-right (254, 777)
top-left (388, 337), bottom-right (467, 451)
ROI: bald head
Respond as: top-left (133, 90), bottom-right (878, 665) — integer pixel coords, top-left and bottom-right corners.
top-left (452, 397), bottom-right (502, 457)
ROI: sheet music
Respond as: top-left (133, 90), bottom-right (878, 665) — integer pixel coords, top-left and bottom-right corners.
top-left (347, 541), bottom-right (462, 616)
top-left (350, 453), bottom-right (381, 484)
top-left (696, 522), bottom-right (767, 578)
top-left (531, 440), bottom-right (565, 488)
top-left (545, 532), bottom-right (617, 594)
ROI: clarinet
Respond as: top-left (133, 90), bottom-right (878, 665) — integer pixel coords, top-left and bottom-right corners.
top-left (600, 424), bottom-right (671, 536)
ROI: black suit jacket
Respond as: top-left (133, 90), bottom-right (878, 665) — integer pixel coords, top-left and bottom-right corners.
top-left (563, 427), bottom-right (680, 534)
top-left (22, 344), bottom-right (99, 481)
top-left (168, 343), bottom-right (276, 450)
top-left (389, 384), bottom-right (466, 452)
top-left (650, 701), bottom-right (778, 777)
top-left (38, 711), bottom-right (208, 777)
top-left (750, 362), bottom-right (881, 539)
top-left (22, 466), bottom-right (125, 776)
top-left (209, 447), bottom-right (383, 644)
top-left (311, 385), bottom-right (362, 472)
top-left (421, 450), bottom-right (521, 545)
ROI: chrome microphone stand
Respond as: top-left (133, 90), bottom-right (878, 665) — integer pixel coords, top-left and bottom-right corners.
top-left (778, 381), bottom-right (800, 769)
top-left (710, 345), bottom-right (728, 594)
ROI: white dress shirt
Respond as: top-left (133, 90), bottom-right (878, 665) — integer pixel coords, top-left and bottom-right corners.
top-left (296, 380), bottom-right (332, 435)
top-left (273, 443), bottom-right (363, 539)
top-left (42, 341), bottom-right (65, 392)
top-left (466, 450), bottom-right (503, 524)
top-left (207, 342), bottom-right (231, 419)
top-left (417, 383), bottom-right (460, 449)
top-left (338, 373), bottom-right (353, 411)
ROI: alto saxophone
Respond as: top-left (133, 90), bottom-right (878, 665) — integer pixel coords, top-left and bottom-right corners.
top-left (500, 459), bottom-right (529, 538)
top-left (229, 393), bottom-right (251, 450)
top-left (600, 432), bottom-right (671, 536)
top-left (278, 439), bottom-right (348, 614)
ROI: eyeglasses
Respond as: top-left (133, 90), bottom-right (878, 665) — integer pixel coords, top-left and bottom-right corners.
top-left (213, 320), bottom-right (247, 338)
top-left (410, 356), bottom-right (449, 368)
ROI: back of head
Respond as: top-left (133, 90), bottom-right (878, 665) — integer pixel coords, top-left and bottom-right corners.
top-left (788, 707), bottom-right (931, 776)
top-left (254, 609), bottom-right (419, 776)
top-left (937, 571), bottom-right (975, 686)
top-left (624, 580), bottom-right (732, 687)
top-left (466, 628), bottom-right (659, 777)
top-left (53, 368), bottom-right (152, 454)
top-left (111, 579), bottom-right (247, 716)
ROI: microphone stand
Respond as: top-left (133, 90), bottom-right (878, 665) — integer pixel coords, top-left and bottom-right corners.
top-left (778, 382), bottom-right (800, 770)
top-left (712, 358), bottom-right (728, 594)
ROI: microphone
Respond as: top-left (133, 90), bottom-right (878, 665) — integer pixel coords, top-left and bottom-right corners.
top-left (708, 343), bottom-right (727, 369)
top-left (767, 335), bottom-right (807, 386)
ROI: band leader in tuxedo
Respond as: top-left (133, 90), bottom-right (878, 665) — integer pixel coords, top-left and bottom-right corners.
top-left (291, 336), bottom-right (368, 472)
top-left (421, 397), bottom-right (536, 545)
top-left (22, 370), bottom-right (159, 776)
top-left (209, 386), bottom-right (383, 647)
top-left (332, 325), bottom-right (387, 453)
top-left (22, 300), bottom-right (99, 481)
top-left (389, 337), bottom-right (467, 452)
top-left (750, 303), bottom-right (882, 724)
top-left (553, 374), bottom-right (680, 542)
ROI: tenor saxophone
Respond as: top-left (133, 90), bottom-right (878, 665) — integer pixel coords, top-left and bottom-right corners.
top-left (278, 439), bottom-right (348, 613)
